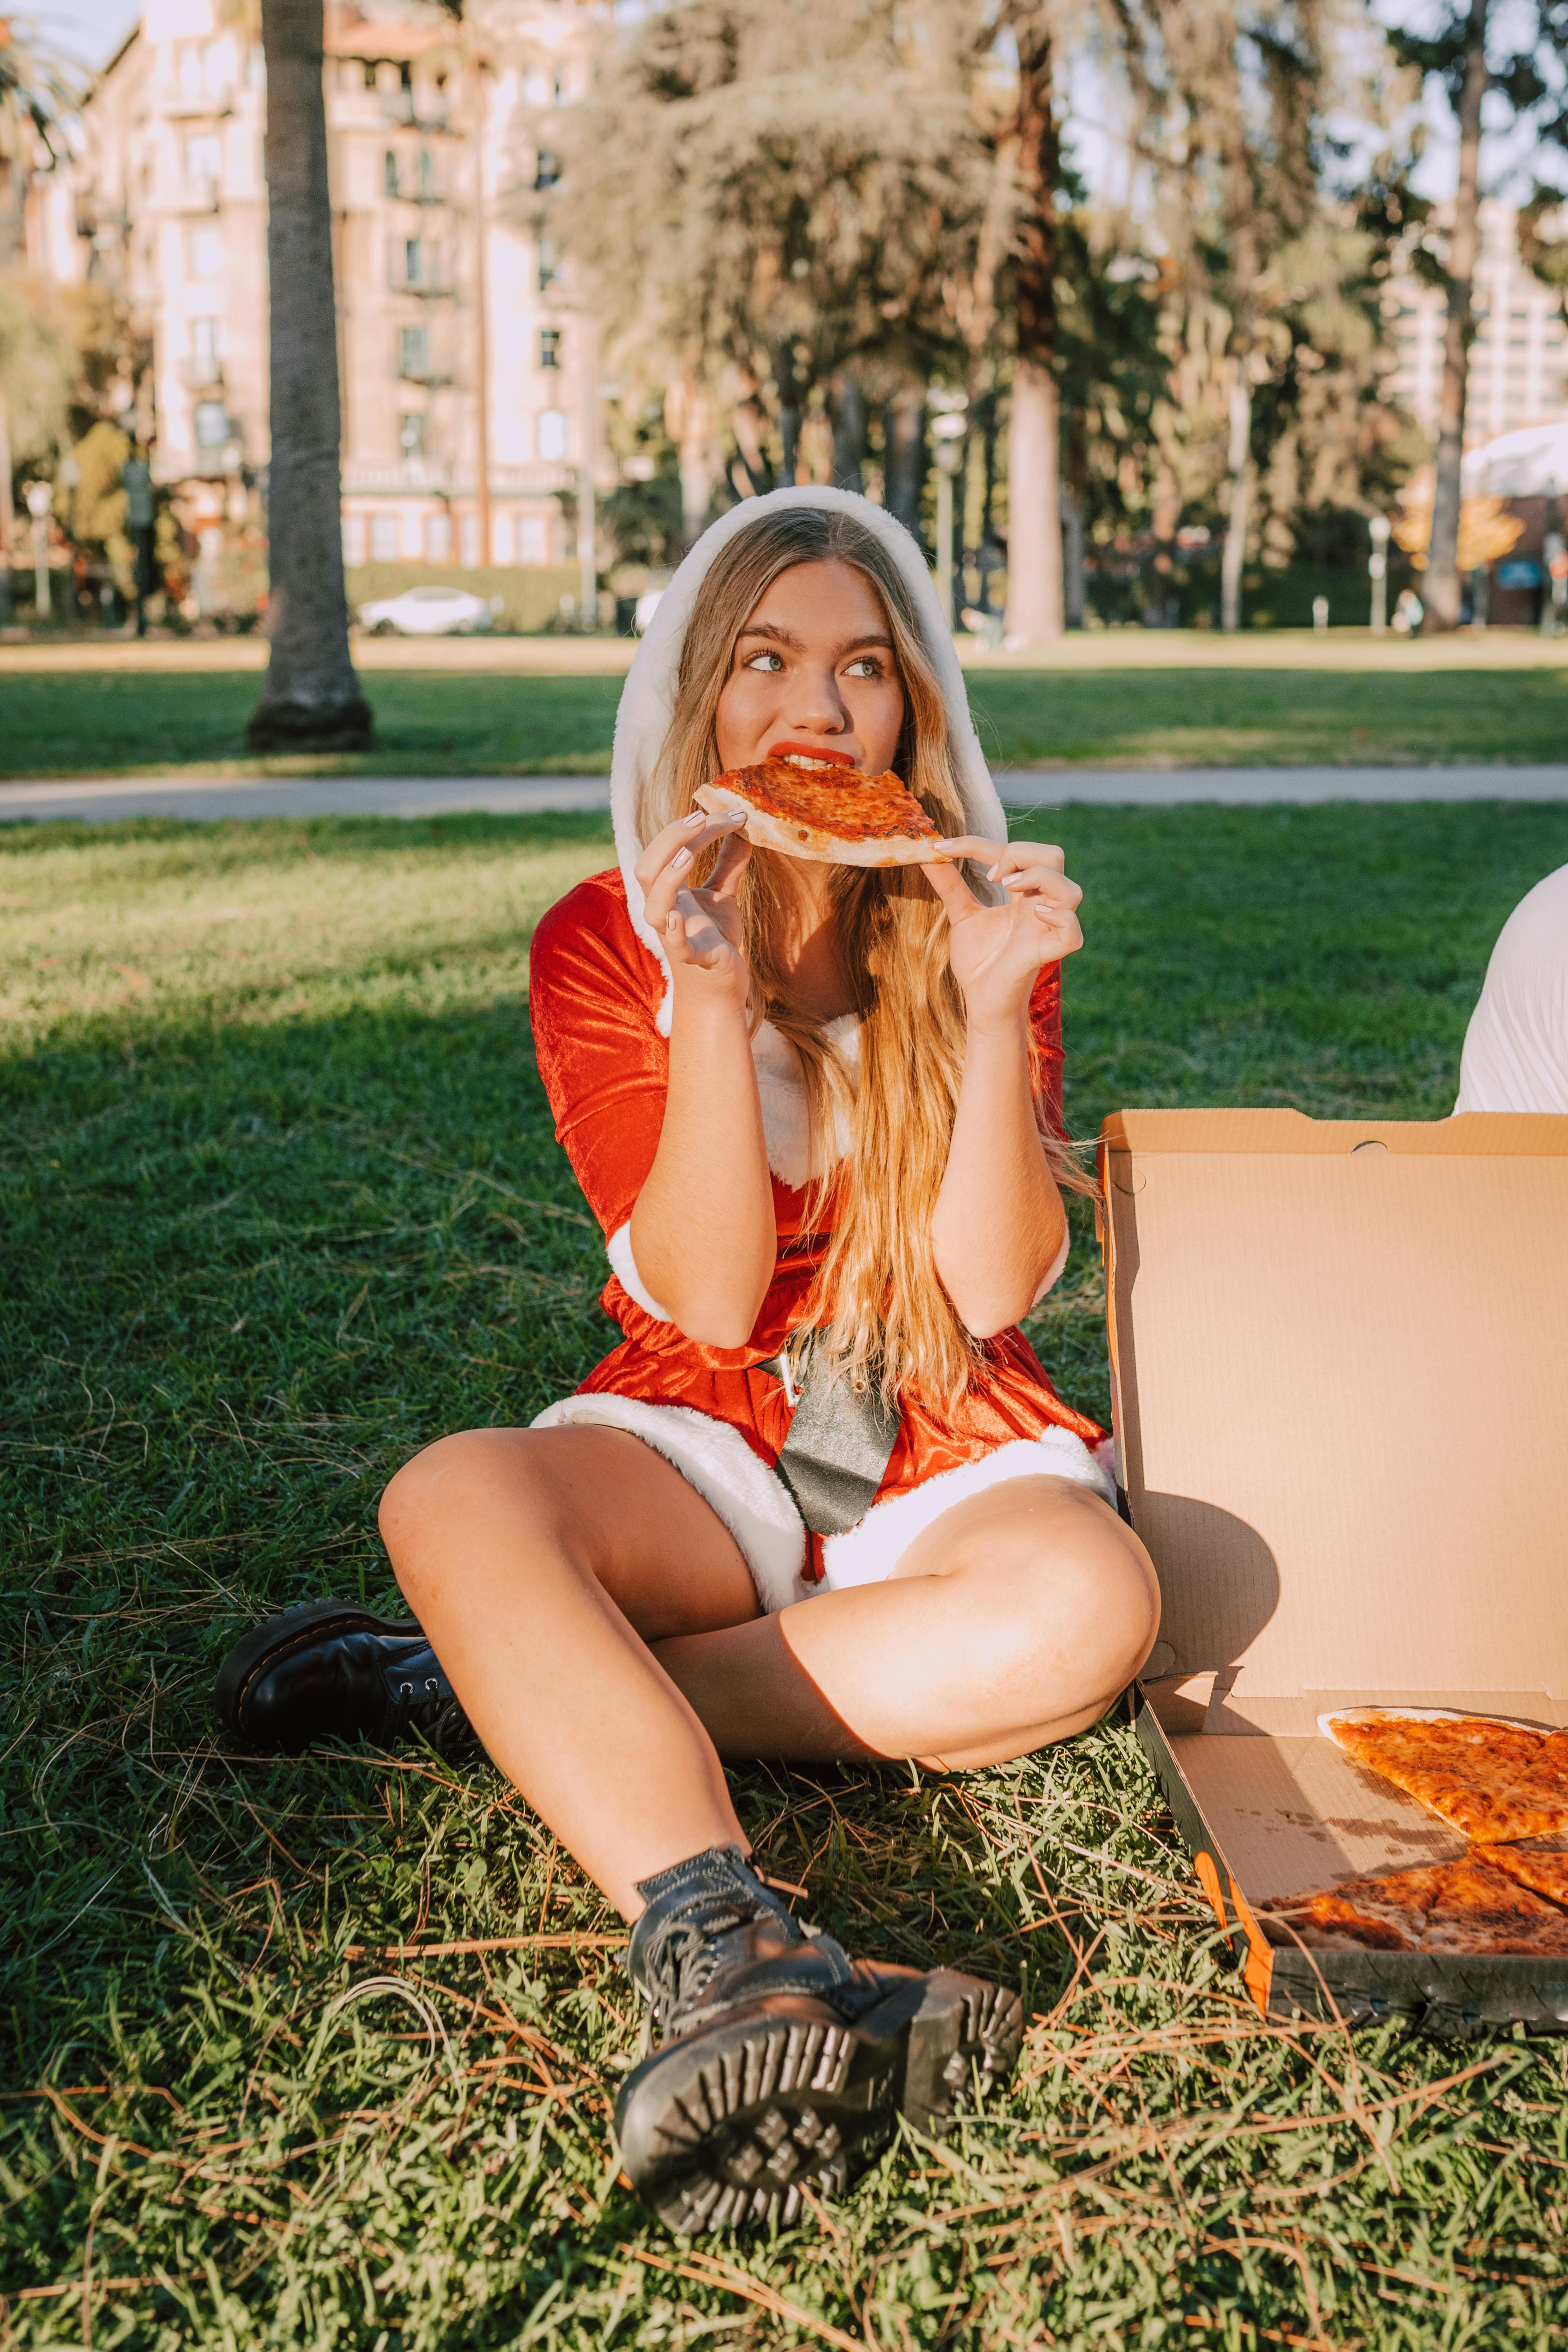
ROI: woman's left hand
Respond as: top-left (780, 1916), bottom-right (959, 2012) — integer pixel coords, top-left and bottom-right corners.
top-left (922, 837), bottom-right (1083, 1033)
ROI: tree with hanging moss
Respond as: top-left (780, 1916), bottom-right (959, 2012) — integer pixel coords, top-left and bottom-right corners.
top-left (1389, 2), bottom-right (1568, 629)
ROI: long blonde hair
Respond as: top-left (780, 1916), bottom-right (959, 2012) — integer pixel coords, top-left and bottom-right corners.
top-left (639, 505), bottom-right (1068, 1407)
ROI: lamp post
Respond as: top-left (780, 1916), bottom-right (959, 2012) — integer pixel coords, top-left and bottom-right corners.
top-left (931, 404), bottom-right (967, 630)
top-left (25, 481), bottom-right (53, 621)
top-left (1368, 512), bottom-right (1390, 635)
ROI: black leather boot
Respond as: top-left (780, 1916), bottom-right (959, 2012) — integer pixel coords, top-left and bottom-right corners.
top-left (214, 1597), bottom-right (475, 1756)
top-left (613, 1845), bottom-right (1022, 2232)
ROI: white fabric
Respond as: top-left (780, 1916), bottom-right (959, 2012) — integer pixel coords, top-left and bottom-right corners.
top-left (529, 1394), bottom-right (1114, 1615)
top-left (1455, 864), bottom-right (1568, 1115)
top-left (530, 1393), bottom-right (808, 1614)
top-left (608, 485), bottom-right (1011, 1041)
top-left (605, 1221), bottom-right (673, 1323)
top-left (818, 1432), bottom-right (1116, 1594)
top-left (753, 1013), bottom-right (860, 1186)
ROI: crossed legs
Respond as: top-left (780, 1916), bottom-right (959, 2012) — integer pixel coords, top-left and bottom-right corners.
top-left (379, 1425), bottom-right (1159, 1918)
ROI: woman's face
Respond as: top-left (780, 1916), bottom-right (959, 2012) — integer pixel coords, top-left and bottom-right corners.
top-left (713, 559), bottom-right (907, 781)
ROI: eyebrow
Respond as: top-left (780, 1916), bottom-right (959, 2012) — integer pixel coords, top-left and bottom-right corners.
top-left (735, 623), bottom-right (895, 657)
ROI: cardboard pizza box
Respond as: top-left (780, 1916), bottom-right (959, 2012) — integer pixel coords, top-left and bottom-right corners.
top-left (1099, 1108), bottom-right (1568, 2037)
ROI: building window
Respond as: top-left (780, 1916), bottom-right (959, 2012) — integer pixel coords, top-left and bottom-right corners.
top-left (343, 513), bottom-right (366, 566)
top-left (459, 512), bottom-right (483, 567)
top-left (403, 236), bottom-right (422, 286)
top-left (399, 325), bottom-right (429, 378)
top-left (384, 148), bottom-right (400, 197)
top-left (537, 407), bottom-right (566, 460)
top-left (363, 60), bottom-right (378, 89)
top-left (188, 224), bottom-right (223, 278)
top-left (370, 513), bottom-right (400, 562)
top-left (399, 412), bottom-right (427, 458)
top-left (185, 133), bottom-right (222, 191)
top-left (519, 513), bottom-right (548, 565)
top-left (191, 316), bottom-right (222, 379)
top-left (194, 400), bottom-right (230, 450)
top-left (538, 235), bottom-right (561, 292)
top-left (539, 327), bottom-right (561, 371)
top-left (492, 511), bottom-right (513, 563)
top-left (426, 510), bottom-right (452, 561)
top-left (418, 150), bottom-right (435, 199)
top-left (535, 149), bottom-right (560, 191)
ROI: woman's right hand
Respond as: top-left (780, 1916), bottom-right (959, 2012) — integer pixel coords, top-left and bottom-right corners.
top-left (635, 810), bottom-right (753, 1010)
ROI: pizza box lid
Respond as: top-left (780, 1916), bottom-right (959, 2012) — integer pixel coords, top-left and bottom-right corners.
top-left (1100, 1109), bottom-right (1568, 1734)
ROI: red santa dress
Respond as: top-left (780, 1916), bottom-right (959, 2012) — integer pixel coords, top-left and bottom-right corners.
top-left (526, 486), bottom-right (1114, 1615)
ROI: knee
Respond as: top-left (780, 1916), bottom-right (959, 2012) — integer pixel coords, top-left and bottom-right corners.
top-left (378, 1427), bottom-right (520, 1586)
top-left (989, 1496), bottom-right (1160, 1711)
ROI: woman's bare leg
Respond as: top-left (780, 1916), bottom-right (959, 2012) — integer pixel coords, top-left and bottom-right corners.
top-left (381, 1429), bottom-right (1157, 1915)
top-left (656, 1475), bottom-right (1159, 1768)
top-left (380, 1425), bottom-right (761, 1916)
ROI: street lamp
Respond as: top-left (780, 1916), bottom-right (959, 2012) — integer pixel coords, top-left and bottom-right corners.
top-left (25, 480), bottom-right (53, 622)
top-left (931, 403), bottom-right (968, 630)
top-left (1368, 512), bottom-right (1390, 635)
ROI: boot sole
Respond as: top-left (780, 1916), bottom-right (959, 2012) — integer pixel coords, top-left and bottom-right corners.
top-left (615, 1967), bottom-right (1023, 2232)
top-left (214, 1597), bottom-right (420, 1747)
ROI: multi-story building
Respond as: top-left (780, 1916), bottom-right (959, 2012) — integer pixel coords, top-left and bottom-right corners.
top-left (1384, 200), bottom-right (1568, 447)
top-left (31, 0), bottom-right (598, 597)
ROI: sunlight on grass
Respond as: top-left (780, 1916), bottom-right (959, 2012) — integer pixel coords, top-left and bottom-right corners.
top-left (4, 803), bottom-right (1567, 2343)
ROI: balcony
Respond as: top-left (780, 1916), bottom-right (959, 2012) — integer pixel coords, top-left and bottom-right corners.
top-left (379, 92), bottom-right (450, 132)
top-left (341, 459), bottom-right (577, 497)
top-left (178, 356), bottom-right (226, 391)
top-left (388, 273), bottom-right (455, 299)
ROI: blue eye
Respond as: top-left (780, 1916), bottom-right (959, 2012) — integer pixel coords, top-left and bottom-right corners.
top-left (744, 650), bottom-right (784, 673)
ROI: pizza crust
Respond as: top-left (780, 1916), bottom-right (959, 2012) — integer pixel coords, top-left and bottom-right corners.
top-left (693, 762), bottom-right (946, 869)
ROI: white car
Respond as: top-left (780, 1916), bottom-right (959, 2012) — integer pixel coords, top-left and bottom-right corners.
top-left (358, 584), bottom-right (495, 636)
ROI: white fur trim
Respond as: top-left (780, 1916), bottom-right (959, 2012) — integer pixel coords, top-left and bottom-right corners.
top-left (605, 1221), bottom-right (674, 1323)
top-left (816, 1431), bottom-right (1115, 1594)
top-left (753, 1012), bottom-right (859, 1186)
top-left (610, 487), bottom-right (1011, 1034)
top-left (1029, 1225), bottom-right (1070, 1309)
top-left (529, 1392), bottom-right (806, 1614)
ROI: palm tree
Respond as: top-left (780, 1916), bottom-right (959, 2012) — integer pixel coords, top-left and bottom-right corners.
top-left (1, 16), bottom-right (79, 618)
top-left (246, 0), bottom-right (372, 750)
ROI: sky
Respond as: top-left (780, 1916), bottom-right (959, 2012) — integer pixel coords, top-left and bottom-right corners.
top-left (28, 0), bottom-right (141, 75)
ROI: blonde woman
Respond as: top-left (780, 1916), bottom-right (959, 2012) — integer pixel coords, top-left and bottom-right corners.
top-left (217, 490), bottom-right (1159, 2231)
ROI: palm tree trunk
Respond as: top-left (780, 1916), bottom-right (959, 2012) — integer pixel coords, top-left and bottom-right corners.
top-left (1221, 362), bottom-right (1252, 634)
top-left (882, 386), bottom-right (923, 531)
top-left (247, 0), bottom-right (371, 751)
top-left (1002, 7), bottom-right (1062, 647)
top-left (830, 373), bottom-right (865, 492)
top-left (1425, 0), bottom-right (1489, 633)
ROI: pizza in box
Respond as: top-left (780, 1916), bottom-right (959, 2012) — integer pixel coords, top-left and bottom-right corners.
top-left (1259, 1709), bottom-right (1568, 1955)
top-left (693, 758), bottom-right (944, 868)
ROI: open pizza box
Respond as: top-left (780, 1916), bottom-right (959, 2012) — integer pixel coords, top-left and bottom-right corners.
top-left (1099, 1108), bottom-right (1568, 2038)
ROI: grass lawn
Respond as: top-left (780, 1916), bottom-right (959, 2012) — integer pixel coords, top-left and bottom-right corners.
top-left (5, 660), bottom-right (1568, 780)
top-left (4, 801), bottom-right (1568, 2345)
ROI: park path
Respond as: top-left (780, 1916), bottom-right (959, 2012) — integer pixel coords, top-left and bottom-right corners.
top-left (0, 766), bottom-right (1565, 825)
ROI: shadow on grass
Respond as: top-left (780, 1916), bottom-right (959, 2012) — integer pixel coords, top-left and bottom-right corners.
top-left (4, 799), bottom-right (1568, 2337)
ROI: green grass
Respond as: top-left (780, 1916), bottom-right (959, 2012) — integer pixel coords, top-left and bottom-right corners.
top-left (4, 801), bottom-right (1568, 2346)
top-left (6, 662), bottom-right (1568, 780)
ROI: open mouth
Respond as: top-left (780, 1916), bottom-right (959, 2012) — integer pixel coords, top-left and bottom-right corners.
top-left (768, 741), bottom-right (855, 772)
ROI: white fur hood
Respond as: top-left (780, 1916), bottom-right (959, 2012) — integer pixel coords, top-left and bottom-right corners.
top-left (609, 486), bottom-right (1009, 1045)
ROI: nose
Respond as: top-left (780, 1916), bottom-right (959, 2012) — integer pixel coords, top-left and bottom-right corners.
top-left (787, 665), bottom-right (851, 736)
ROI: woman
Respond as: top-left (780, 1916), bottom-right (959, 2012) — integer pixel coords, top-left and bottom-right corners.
top-left (218, 491), bottom-right (1159, 2232)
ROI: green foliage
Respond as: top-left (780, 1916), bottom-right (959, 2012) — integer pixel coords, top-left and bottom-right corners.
top-left (3, 803), bottom-right (1568, 2341)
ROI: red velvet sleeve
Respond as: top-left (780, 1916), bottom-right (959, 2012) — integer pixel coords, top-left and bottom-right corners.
top-left (527, 874), bottom-right (668, 1238)
top-left (1028, 959), bottom-right (1066, 1139)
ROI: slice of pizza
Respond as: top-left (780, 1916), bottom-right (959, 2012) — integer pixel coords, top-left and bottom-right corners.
top-left (693, 758), bottom-right (944, 868)
top-left (1323, 1709), bottom-right (1568, 1844)
top-left (1261, 1855), bottom-right (1568, 1955)
top-left (1480, 1840), bottom-right (1568, 1909)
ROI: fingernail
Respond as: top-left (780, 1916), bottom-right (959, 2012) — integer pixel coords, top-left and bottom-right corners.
top-left (673, 847), bottom-right (691, 869)
top-left (986, 864), bottom-right (1000, 881)
top-left (685, 811), bottom-right (705, 828)
top-left (667, 910), bottom-right (680, 931)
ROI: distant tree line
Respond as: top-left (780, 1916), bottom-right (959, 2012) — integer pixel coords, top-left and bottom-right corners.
top-left (536, 0), bottom-right (1568, 645)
